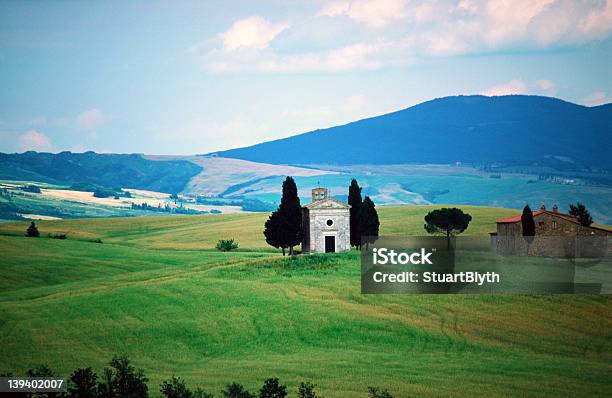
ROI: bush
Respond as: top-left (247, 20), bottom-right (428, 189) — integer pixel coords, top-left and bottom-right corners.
top-left (50, 233), bottom-right (67, 240)
top-left (90, 238), bottom-right (103, 244)
top-left (221, 382), bottom-right (255, 398)
top-left (68, 367), bottom-right (98, 398)
top-left (298, 382), bottom-right (319, 398)
top-left (259, 378), bottom-right (287, 398)
top-left (26, 221), bottom-right (40, 237)
top-left (160, 376), bottom-right (193, 398)
top-left (367, 387), bottom-right (394, 398)
top-left (97, 355), bottom-right (149, 398)
top-left (216, 239), bottom-right (239, 252)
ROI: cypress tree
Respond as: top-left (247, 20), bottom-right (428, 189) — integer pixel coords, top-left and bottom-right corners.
top-left (263, 210), bottom-right (286, 255)
top-left (278, 176), bottom-right (302, 255)
top-left (521, 205), bottom-right (536, 236)
top-left (521, 204), bottom-right (536, 250)
top-left (358, 196), bottom-right (379, 250)
top-left (348, 179), bottom-right (363, 248)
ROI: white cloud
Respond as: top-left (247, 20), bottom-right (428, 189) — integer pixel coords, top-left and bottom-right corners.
top-left (198, 1), bottom-right (612, 74)
top-left (583, 91), bottom-right (609, 106)
top-left (17, 130), bottom-right (54, 152)
top-left (347, 0), bottom-right (409, 28)
top-left (76, 109), bottom-right (105, 131)
top-left (220, 16), bottom-right (288, 51)
top-left (206, 40), bottom-right (394, 74)
top-left (317, 1), bottom-right (350, 18)
top-left (481, 79), bottom-right (529, 96)
top-left (317, 0), bottom-right (409, 28)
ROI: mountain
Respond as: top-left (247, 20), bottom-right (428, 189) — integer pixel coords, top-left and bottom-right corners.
top-left (210, 95), bottom-right (612, 169)
top-left (0, 151), bottom-right (202, 193)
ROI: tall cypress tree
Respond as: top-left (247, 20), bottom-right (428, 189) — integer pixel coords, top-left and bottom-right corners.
top-left (358, 196), bottom-right (379, 250)
top-left (263, 210), bottom-right (287, 255)
top-left (348, 179), bottom-right (363, 248)
top-left (521, 204), bottom-right (536, 249)
top-left (521, 205), bottom-right (536, 237)
top-left (278, 176), bottom-right (302, 255)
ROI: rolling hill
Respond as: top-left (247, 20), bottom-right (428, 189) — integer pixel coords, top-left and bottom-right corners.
top-left (0, 151), bottom-right (202, 193)
top-left (210, 95), bottom-right (612, 168)
top-left (0, 206), bottom-right (610, 397)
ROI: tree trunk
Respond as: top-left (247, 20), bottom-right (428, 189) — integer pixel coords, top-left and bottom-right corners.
top-left (446, 230), bottom-right (451, 251)
top-left (282, 247), bottom-right (285, 256)
top-left (289, 246), bottom-right (293, 256)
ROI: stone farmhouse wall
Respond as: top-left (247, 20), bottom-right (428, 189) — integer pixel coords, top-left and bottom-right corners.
top-left (494, 212), bottom-right (609, 258)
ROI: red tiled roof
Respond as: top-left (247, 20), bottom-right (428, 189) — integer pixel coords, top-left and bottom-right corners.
top-left (496, 210), bottom-right (544, 224)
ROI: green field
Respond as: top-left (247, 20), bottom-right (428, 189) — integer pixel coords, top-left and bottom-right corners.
top-left (0, 205), bottom-right (610, 397)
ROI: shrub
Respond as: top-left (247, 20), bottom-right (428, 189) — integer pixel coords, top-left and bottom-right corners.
top-left (221, 382), bottom-right (255, 398)
top-left (160, 376), bottom-right (193, 398)
top-left (26, 221), bottom-right (40, 237)
top-left (298, 382), bottom-right (319, 398)
top-left (68, 367), bottom-right (98, 398)
top-left (367, 387), bottom-right (394, 398)
top-left (90, 239), bottom-right (103, 244)
top-left (216, 239), bottom-right (239, 252)
top-left (259, 378), bottom-right (287, 398)
top-left (97, 355), bottom-right (149, 398)
top-left (50, 233), bottom-right (67, 240)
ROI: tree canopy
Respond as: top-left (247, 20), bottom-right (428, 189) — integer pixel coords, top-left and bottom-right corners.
top-left (424, 207), bottom-right (472, 249)
top-left (568, 202), bottom-right (593, 226)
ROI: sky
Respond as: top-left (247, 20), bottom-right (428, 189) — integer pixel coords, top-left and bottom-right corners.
top-left (0, 0), bottom-right (611, 155)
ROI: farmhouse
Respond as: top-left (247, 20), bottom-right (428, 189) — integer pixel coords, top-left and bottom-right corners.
top-left (490, 204), bottom-right (611, 257)
top-left (302, 187), bottom-right (350, 253)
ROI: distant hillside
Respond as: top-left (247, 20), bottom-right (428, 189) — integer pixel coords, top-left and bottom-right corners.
top-left (0, 151), bottom-right (201, 193)
top-left (210, 95), bottom-right (612, 168)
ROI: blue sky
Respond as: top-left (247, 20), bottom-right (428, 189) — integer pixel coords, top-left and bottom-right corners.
top-left (1, 0), bottom-right (611, 155)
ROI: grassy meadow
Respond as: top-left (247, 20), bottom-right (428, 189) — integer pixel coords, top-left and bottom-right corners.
top-left (0, 205), bottom-right (610, 397)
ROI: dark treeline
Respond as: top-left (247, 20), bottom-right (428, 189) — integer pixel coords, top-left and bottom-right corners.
top-left (130, 203), bottom-right (216, 215)
top-left (2, 355), bottom-right (395, 398)
top-left (195, 197), bottom-right (276, 212)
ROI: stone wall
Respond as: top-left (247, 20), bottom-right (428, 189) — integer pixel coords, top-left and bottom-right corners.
top-left (494, 212), bottom-right (609, 257)
top-left (306, 207), bottom-right (350, 253)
